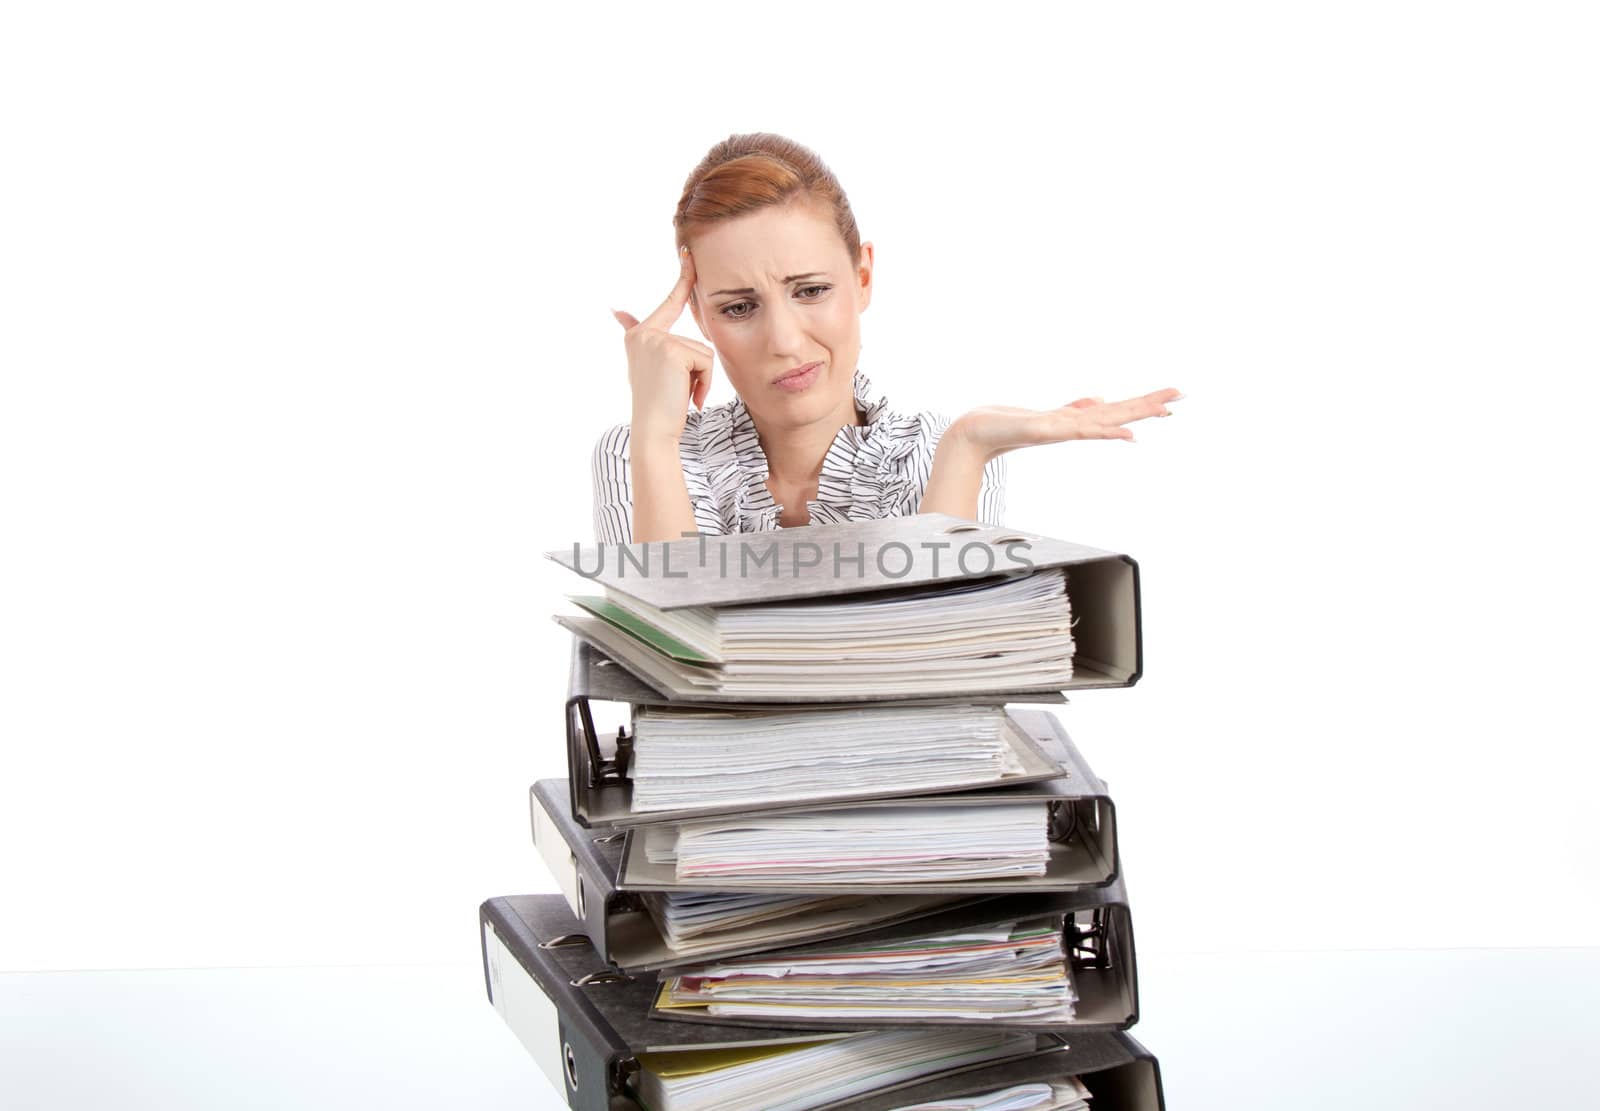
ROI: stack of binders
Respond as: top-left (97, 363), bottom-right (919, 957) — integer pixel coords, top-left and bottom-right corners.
top-left (481, 514), bottom-right (1168, 1110)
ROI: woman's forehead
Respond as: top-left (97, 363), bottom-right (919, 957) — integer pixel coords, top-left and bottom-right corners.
top-left (692, 204), bottom-right (848, 287)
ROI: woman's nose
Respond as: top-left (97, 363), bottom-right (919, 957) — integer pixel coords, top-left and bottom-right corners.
top-left (761, 295), bottom-right (808, 358)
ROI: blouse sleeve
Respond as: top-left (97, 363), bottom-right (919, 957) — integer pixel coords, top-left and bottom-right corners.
top-left (591, 423), bottom-right (634, 545)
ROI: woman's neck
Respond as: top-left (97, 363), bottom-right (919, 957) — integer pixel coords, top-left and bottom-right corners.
top-left (752, 390), bottom-right (866, 488)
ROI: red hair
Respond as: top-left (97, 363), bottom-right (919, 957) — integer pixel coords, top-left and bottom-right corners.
top-left (672, 133), bottom-right (861, 264)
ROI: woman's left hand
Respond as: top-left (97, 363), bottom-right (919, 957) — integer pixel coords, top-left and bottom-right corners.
top-left (945, 388), bottom-right (1183, 462)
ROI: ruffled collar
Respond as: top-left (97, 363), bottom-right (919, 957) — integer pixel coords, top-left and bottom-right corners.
top-left (713, 368), bottom-right (925, 532)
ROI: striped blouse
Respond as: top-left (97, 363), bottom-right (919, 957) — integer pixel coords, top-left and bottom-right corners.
top-left (590, 368), bottom-right (1006, 545)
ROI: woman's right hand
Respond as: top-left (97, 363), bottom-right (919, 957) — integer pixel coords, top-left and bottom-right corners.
top-left (612, 247), bottom-right (715, 444)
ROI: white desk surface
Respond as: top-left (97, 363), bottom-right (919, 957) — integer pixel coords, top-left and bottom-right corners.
top-left (2, 948), bottom-right (1595, 1109)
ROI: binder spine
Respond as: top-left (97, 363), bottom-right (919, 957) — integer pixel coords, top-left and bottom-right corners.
top-left (479, 898), bottom-right (630, 1111)
top-left (1023, 711), bottom-right (1121, 885)
top-left (1066, 898), bottom-right (1138, 1030)
top-left (1115, 1033), bottom-right (1166, 1111)
top-left (531, 780), bottom-right (637, 964)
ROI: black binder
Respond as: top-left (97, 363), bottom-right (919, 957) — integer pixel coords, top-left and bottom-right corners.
top-left (481, 894), bottom-right (1160, 1111)
top-left (562, 638), bottom-right (1076, 829)
top-left (548, 514), bottom-right (1142, 702)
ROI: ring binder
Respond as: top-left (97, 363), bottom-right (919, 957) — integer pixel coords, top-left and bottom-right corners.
top-left (548, 514), bottom-right (1144, 703)
top-left (837, 1039), bottom-right (1166, 1111)
top-left (602, 712), bottom-right (1120, 896)
top-left (647, 883), bottom-right (1139, 1034)
top-left (480, 893), bottom-right (1163, 1111)
top-left (562, 638), bottom-right (1069, 828)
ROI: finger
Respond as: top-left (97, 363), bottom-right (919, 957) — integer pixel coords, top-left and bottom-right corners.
top-left (675, 335), bottom-right (715, 362)
top-left (1142, 388), bottom-right (1182, 416)
top-left (1065, 397), bottom-right (1104, 409)
top-left (690, 352), bottom-right (714, 410)
top-left (641, 249), bottom-right (695, 331)
top-left (1096, 391), bottom-right (1179, 425)
top-left (1088, 416), bottom-right (1135, 441)
top-left (1056, 403), bottom-right (1135, 440)
top-left (612, 309), bottom-right (640, 330)
top-left (682, 339), bottom-right (714, 410)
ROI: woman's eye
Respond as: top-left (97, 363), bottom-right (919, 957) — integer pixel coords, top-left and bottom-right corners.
top-left (719, 286), bottom-right (829, 320)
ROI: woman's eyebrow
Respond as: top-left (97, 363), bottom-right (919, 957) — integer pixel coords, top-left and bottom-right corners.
top-left (709, 272), bottom-right (828, 297)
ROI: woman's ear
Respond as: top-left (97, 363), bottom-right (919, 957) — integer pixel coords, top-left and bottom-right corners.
top-left (856, 241), bottom-right (875, 313)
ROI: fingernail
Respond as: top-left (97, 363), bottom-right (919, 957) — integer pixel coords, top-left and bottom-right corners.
top-left (1172, 392), bottom-right (1186, 401)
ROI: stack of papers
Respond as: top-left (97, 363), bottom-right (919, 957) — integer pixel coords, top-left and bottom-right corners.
top-left (633, 1028), bottom-right (1044, 1111)
top-left (657, 917), bottom-right (1076, 1022)
top-left (644, 803), bottom-right (1051, 884)
top-left (569, 567), bottom-right (1075, 698)
top-left (891, 1078), bottom-right (1093, 1111)
top-left (641, 890), bottom-right (961, 957)
top-left (627, 704), bottom-right (1018, 812)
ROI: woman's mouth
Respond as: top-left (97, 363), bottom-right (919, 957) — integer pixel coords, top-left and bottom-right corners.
top-left (773, 362), bottom-right (822, 392)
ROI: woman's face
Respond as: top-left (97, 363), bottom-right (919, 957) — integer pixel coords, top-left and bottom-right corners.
top-left (686, 199), bottom-right (873, 430)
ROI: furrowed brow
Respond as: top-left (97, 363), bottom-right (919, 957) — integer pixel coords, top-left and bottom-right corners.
top-left (710, 272), bottom-right (828, 297)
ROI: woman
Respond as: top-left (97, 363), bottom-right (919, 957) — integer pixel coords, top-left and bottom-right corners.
top-left (593, 132), bottom-right (1180, 546)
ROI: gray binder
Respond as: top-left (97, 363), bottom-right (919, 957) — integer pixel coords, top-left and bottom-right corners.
top-left (563, 639), bottom-right (1076, 829)
top-left (480, 894), bottom-right (1161, 1111)
top-left (531, 776), bottom-right (991, 971)
top-left (612, 749), bottom-right (1118, 897)
top-left (547, 514), bottom-right (1142, 702)
top-left (645, 882), bottom-right (1138, 1034)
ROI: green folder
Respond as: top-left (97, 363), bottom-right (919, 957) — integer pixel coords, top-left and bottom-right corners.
top-left (567, 596), bottom-right (717, 665)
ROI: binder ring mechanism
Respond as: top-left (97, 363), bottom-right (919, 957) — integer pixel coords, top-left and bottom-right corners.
top-left (572, 698), bottom-right (632, 791)
top-left (1047, 800), bottom-right (1077, 845)
top-left (1067, 907), bottom-right (1115, 971)
top-left (571, 968), bottom-right (634, 987)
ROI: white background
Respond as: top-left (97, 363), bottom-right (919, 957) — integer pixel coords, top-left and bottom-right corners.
top-left (2, 0), bottom-right (1596, 978)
